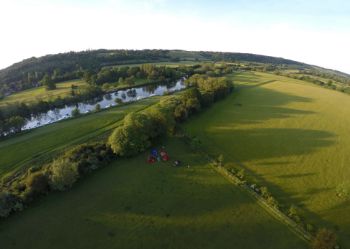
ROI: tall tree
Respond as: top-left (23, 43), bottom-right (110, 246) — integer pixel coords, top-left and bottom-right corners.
top-left (41, 74), bottom-right (56, 90)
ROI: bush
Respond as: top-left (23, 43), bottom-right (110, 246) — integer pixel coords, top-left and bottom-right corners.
top-left (66, 143), bottom-right (114, 175)
top-left (174, 104), bottom-right (188, 122)
top-left (267, 196), bottom-right (279, 209)
top-left (311, 228), bottom-right (337, 249)
top-left (71, 107), bottom-right (80, 117)
top-left (200, 91), bottom-right (214, 107)
top-left (95, 104), bottom-right (101, 112)
top-left (288, 205), bottom-right (301, 223)
top-left (260, 186), bottom-right (271, 199)
top-left (22, 171), bottom-right (49, 202)
top-left (49, 158), bottom-right (79, 191)
top-left (0, 192), bottom-right (23, 218)
top-left (237, 169), bottom-right (245, 179)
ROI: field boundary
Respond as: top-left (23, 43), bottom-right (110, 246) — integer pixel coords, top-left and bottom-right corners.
top-left (213, 165), bottom-right (312, 242)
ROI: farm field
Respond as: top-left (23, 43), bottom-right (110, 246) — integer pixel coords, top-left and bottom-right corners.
top-left (0, 97), bottom-right (161, 179)
top-left (0, 137), bottom-right (306, 249)
top-left (184, 71), bottom-right (350, 246)
top-left (0, 80), bottom-right (87, 107)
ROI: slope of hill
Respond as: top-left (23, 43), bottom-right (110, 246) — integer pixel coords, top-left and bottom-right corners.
top-left (184, 71), bottom-right (350, 247)
top-left (0, 49), bottom-right (305, 95)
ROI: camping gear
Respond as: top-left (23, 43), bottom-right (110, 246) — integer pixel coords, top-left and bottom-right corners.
top-left (151, 148), bottom-right (158, 157)
top-left (147, 155), bottom-right (156, 164)
top-left (162, 154), bottom-right (169, 161)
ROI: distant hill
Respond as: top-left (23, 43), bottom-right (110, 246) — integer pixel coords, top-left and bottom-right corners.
top-left (0, 49), bottom-right (308, 96)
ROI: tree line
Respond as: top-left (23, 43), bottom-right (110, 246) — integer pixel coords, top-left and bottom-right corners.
top-left (0, 49), bottom-right (306, 97)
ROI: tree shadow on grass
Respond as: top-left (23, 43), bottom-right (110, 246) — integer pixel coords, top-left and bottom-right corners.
top-left (189, 81), bottom-right (316, 130)
top-left (277, 173), bottom-right (316, 179)
top-left (206, 127), bottom-right (335, 162)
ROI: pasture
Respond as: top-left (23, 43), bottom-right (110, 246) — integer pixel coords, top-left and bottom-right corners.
top-left (0, 138), bottom-right (306, 249)
top-left (0, 80), bottom-right (87, 107)
top-left (184, 71), bottom-right (350, 246)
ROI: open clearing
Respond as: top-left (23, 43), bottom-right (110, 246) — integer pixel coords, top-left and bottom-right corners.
top-left (184, 71), bottom-right (350, 246)
top-left (0, 97), bottom-right (161, 178)
top-left (0, 80), bottom-right (87, 107)
top-left (0, 138), bottom-right (306, 249)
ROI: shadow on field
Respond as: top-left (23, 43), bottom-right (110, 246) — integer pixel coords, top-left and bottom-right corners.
top-left (277, 173), bottom-right (316, 179)
top-left (184, 81), bottom-right (343, 243)
top-left (207, 128), bottom-right (334, 162)
top-left (204, 81), bottom-right (315, 128)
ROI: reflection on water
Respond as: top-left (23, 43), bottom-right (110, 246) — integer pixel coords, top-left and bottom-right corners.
top-left (23, 79), bottom-right (186, 131)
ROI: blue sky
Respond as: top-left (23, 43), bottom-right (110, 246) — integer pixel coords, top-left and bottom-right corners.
top-left (1, 0), bottom-right (350, 73)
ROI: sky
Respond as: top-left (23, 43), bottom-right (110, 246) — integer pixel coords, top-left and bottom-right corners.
top-left (1, 0), bottom-right (350, 73)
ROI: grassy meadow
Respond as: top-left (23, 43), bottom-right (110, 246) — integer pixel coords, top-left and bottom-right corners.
top-left (0, 138), bottom-right (306, 249)
top-left (0, 97), bottom-right (161, 179)
top-left (184, 71), bottom-right (350, 246)
top-left (0, 80), bottom-right (87, 107)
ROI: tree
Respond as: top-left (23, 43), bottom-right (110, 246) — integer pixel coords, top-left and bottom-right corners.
top-left (23, 172), bottom-right (49, 202)
top-left (52, 68), bottom-right (62, 81)
top-left (7, 116), bottom-right (25, 133)
top-left (311, 229), bottom-right (337, 249)
top-left (115, 98), bottom-right (123, 104)
top-left (41, 74), bottom-right (56, 90)
top-left (71, 107), bottom-right (80, 117)
top-left (49, 158), bottom-right (79, 191)
top-left (0, 192), bottom-right (23, 218)
top-left (83, 70), bottom-right (96, 85)
top-left (108, 113), bottom-right (155, 156)
top-left (70, 84), bottom-right (76, 96)
top-left (95, 104), bottom-right (101, 112)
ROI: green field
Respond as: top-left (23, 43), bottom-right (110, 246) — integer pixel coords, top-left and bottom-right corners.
top-left (0, 138), bottom-right (306, 249)
top-left (0, 97), bottom-right (161, 179)
top-left (184, 71), bottom-right (350, 246)
top-left (0, 80), bottom-right (87, 107)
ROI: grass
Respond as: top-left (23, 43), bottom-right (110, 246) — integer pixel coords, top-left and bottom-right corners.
top-left (0, 137), bottom-right (306, 249)
top-left (0, 97), bottom-right (161, 179)
top-left (0, 80), bottom-right (87, 107)
top-left (184, 71), bottom-right (350, 247)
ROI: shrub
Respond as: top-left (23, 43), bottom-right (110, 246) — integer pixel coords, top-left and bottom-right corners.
top-left (237, 169), bottom-right (245, 179)
top-left (95, 104), bottom-right (101, 112)
top-left (22, 171), bottom-right (49, 202)
top-left (200, 91), bottom-right (214, 107)
top-left (288, 205), bottom-right (301, 223)
top-left (71, 107), bottom-right (80, 117)
top-left (311, 228), bottom-right (337, 249)
top-left (267, 196), bottom-right (279, 209)
top-left (260, 186), bottom-right (270, 199)
top-left (0, 192), bottom-right (23, 218)
top-left (66, 143), bottom-right (114, 175)
top-left (218, 154), bottom-right (224, 165)
top-left (49, 158), bottom-right (79, 191)
top-left (174, 104), bottom-right (188, 122)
